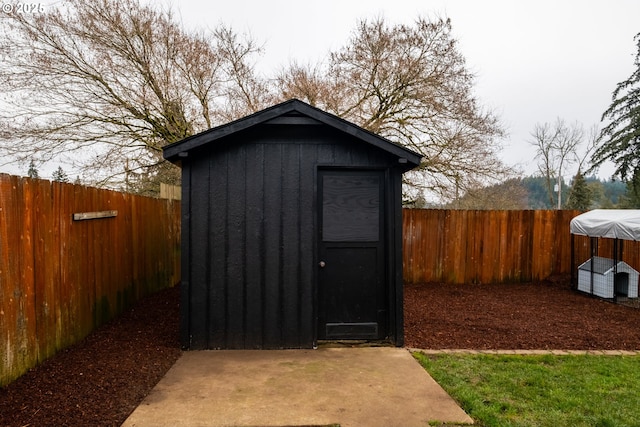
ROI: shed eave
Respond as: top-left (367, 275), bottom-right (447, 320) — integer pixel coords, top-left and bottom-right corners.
top-left (162, 105), bottom-right (292, 161)
top-left (162, 99), bottom-right (422, 168)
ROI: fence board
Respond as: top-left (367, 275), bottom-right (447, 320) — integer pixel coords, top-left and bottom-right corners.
top-left (0, 174), bottom-right (180, 387)
top-left (20, 177), bottom-right (37, 377)
top-left (403, 209), bottom-right (588, 285)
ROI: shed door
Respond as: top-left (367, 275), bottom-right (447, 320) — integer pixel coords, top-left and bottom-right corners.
top-left (317, 170), bottom-right (387, 340)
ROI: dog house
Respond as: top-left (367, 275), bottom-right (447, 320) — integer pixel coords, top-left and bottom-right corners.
top-left (163, 99), bottom-right (421, 350)
top-left (570, 209), bottom-right (640, 300)
top-left (576, 256), bottom-right (638, 299)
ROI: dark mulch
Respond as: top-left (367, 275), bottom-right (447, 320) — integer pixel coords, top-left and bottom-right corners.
top-left (404, 277), bottom-right (640, 350)
top-left (3, 278), bottom-right (640, 426)
top-left (0, 285), bottom-right (181, 427)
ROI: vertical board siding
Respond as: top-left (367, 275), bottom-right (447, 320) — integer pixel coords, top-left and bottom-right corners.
top-left (262, 143), bottom-right (284, 347)
top-left (298, 145), bottom-right (316, 347)
top-left (189, 139), bottom-right (318, 349)
top-left (0, 174), bottom-right (181, 387)
top-left (178, 164), bottom-right (192, 349)
top-left (281, 144), bottom-right (300, 347)
top-left (401, 209), bottom-right (616, 285)
top-left (227, 144), bottom-right (247, 349)
top-left (391, 173), bottom-right (403, 344)
top-left (186, 126), bottom-right (400, 350)
top-left (244, 143), bottom-right (265, 349)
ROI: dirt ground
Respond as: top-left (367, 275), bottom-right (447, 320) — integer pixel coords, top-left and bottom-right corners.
top-left (3, 278), bottom-right (640, 426)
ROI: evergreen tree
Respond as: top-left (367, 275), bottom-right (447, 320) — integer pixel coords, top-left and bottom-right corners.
top-left (565, 170), bottom-right (591, 210)
top-left (592, 32), bottom-right (640, 193)
top-left (598, 178), bottom-right (627, 205)
top-left (618, 172), bottom-right (640, 208)
top-left (52, 166), bottom-right (69, 183)
top-left (27, 159), bottom-right (39, 179)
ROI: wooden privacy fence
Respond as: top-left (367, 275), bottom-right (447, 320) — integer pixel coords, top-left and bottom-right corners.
top-left (0, 174), bottom-right (180, 387)
top-left (403, 209), bottom-right (584, 284)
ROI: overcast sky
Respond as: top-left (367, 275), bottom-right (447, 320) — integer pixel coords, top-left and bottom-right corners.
top-left (175, 0), bottom-right (639, 179)
top-left (4, 0), bottom-right (639, 181)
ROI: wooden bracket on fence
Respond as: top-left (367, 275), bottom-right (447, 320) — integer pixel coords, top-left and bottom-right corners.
top-left (72, 210), bottom-right (118, 221)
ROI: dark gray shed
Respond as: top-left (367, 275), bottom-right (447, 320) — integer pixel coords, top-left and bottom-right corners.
top-left (163, 99), bottom-right (421, 350)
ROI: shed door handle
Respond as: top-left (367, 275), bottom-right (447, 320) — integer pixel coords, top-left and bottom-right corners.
top-left (319, 261), bottom-right (326, 268)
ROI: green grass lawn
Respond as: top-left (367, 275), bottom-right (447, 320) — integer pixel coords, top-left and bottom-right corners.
top-left (414, 352), bottom-right (640, 427)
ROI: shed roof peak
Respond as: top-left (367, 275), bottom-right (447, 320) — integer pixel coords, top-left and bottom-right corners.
top-left (162, 99), bottom-right (422, 169)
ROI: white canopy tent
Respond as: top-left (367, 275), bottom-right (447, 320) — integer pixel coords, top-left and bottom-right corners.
top-left (570, 210), bottom-right (640, 299)
top-left (570, 209), bottom-right (640, 241)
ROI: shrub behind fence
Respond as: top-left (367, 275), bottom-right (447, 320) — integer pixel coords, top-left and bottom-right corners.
top-left (0, 174), bottom-right (180, 387)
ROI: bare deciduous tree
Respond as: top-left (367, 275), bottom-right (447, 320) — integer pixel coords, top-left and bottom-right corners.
top-left (577, 124), bottom-right (600, 172)
top-left (529, 118), bottom-right (585, 208)
top-left (0, 0), bottom-right (267, 192)
top-left (2, 8), bottom-right (511, 201)
top-left (276, 17), bottom-right (511, 203)
top-left (214, 25), bottom-right (274, 123)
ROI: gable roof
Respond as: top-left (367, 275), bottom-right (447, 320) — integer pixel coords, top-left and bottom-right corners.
top-left (162, 99), bottom-right (422, 169)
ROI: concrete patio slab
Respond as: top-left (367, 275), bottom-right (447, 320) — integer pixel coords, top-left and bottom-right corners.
top-left (123, 347), bottom-right (472, 427)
